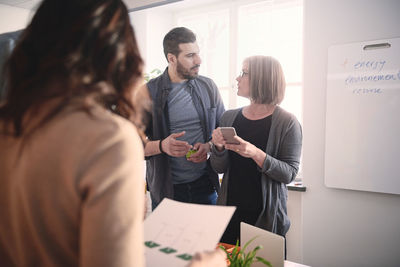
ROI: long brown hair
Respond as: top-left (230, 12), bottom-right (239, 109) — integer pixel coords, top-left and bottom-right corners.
top-left (0, 0), bottom-right (147, 139)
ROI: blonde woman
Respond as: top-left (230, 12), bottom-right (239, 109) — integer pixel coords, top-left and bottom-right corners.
top-left (210, 56), bottom-right (302, 250)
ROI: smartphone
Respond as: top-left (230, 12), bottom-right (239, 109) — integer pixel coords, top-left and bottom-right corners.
top-left (220, 127), bottom-right (240, 145)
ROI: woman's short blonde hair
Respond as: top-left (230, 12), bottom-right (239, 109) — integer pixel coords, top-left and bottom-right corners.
top-left (246, 55), bottom-right (286, 105)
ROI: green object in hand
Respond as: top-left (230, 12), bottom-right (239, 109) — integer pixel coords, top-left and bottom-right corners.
top-left (186, 149), bottom-right (197, 159)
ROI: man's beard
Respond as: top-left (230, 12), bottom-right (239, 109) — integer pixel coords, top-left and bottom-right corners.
top-left (177, 61), bottom-right (200, 80)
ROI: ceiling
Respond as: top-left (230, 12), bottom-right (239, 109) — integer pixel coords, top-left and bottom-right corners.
top-left (0, 0), bottom-right (184, 12)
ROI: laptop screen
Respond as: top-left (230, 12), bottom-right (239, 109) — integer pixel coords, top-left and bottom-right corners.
top-left (240, 222), bottom-right (284, 267)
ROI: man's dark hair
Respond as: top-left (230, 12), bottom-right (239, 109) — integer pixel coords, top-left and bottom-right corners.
top-left (163, 27), bottom-right (196, 60)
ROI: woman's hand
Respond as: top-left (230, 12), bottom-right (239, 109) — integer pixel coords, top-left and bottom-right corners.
top-left (224, 135), bottom-right (256, 158)
top-left (224, 135), bottom-right (267, 168)
top-left (187, 248), bottom-right (227, 267)
top-left (211, 128), bottom-right (225, 151)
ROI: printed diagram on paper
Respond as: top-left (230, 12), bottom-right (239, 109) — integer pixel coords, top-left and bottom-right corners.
top-left (144, 198), bottom-right (235, 267)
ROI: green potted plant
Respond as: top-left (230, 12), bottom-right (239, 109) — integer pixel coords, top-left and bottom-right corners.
top-left (220, 237), bottom-right (272, 267)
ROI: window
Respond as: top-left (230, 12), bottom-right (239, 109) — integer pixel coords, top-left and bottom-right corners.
top-left (176, 0), bottom-right (303, 123)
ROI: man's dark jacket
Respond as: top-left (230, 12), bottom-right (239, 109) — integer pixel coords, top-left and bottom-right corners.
top-left (145, 68), bottom-right (225, 208)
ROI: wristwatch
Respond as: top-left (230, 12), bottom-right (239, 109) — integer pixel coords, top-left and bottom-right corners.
top-left (207, 141), bottom-right (213, 159)
top-left (208, 141), bottom-right (213, 151)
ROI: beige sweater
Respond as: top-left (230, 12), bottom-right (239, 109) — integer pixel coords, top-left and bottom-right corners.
top-left (0, 103), bottom-right (145, 267)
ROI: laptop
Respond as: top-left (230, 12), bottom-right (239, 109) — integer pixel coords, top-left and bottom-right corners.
top-left (240, 222), bottom-right (284, 267)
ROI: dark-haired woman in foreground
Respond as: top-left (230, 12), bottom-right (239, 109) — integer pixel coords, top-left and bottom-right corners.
top-left (0, 0), bottom-right (225, 266)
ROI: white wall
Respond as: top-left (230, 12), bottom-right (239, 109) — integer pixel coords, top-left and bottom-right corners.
top-left (287, 191), bottom-right (303, 262)
top-left (302, 0), bottom-right (400, 266)
top-left (0, 5), bottom-right (31, 34)
top-left (129, 10), bottom-right (148, 66)
top-left (130, 8), bottom-right (173, 73)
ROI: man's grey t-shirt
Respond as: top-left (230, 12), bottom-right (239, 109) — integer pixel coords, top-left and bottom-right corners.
top-left (167, 81), bottom-right (207, 184)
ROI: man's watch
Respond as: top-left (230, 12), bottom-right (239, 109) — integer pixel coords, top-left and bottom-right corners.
top-left (208, 141), bottom-right (213, 151)
top-left (207, 141), bottom-right (213, 159)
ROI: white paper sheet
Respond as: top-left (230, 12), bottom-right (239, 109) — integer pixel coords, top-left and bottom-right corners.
top-left (144, 198), bottom-right (236, 267)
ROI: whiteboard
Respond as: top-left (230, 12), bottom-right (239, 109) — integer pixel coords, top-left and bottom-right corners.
top-left (325, 37), bottom-right (400, 195)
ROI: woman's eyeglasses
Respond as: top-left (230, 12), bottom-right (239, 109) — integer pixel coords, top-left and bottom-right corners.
top-left (239, 70), bottom-right (249, 77)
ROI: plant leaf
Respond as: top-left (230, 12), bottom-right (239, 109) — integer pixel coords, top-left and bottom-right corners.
top-left (242, 235), bottom-right (259, 252)
top-left (223, 236), bottom-right (274, 266)
top-left (230, 239), bottom-right (241, 261)
top-left (256, 256), bottom-right (273, 267)
top-left (243, 245), bottom-right (262, 265)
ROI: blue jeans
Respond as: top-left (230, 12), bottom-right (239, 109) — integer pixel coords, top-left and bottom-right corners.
top-left (173, 175), bottom-right (217, 205)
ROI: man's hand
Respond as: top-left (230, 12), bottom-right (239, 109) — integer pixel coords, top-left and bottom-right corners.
top-left (186, 142), bottom-right (210, 163)
top-left (161, 131), bottom-right (192, 157)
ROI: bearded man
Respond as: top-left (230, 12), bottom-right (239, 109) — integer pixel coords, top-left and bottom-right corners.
top-left (144, 27), bottom-right (225, 209)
